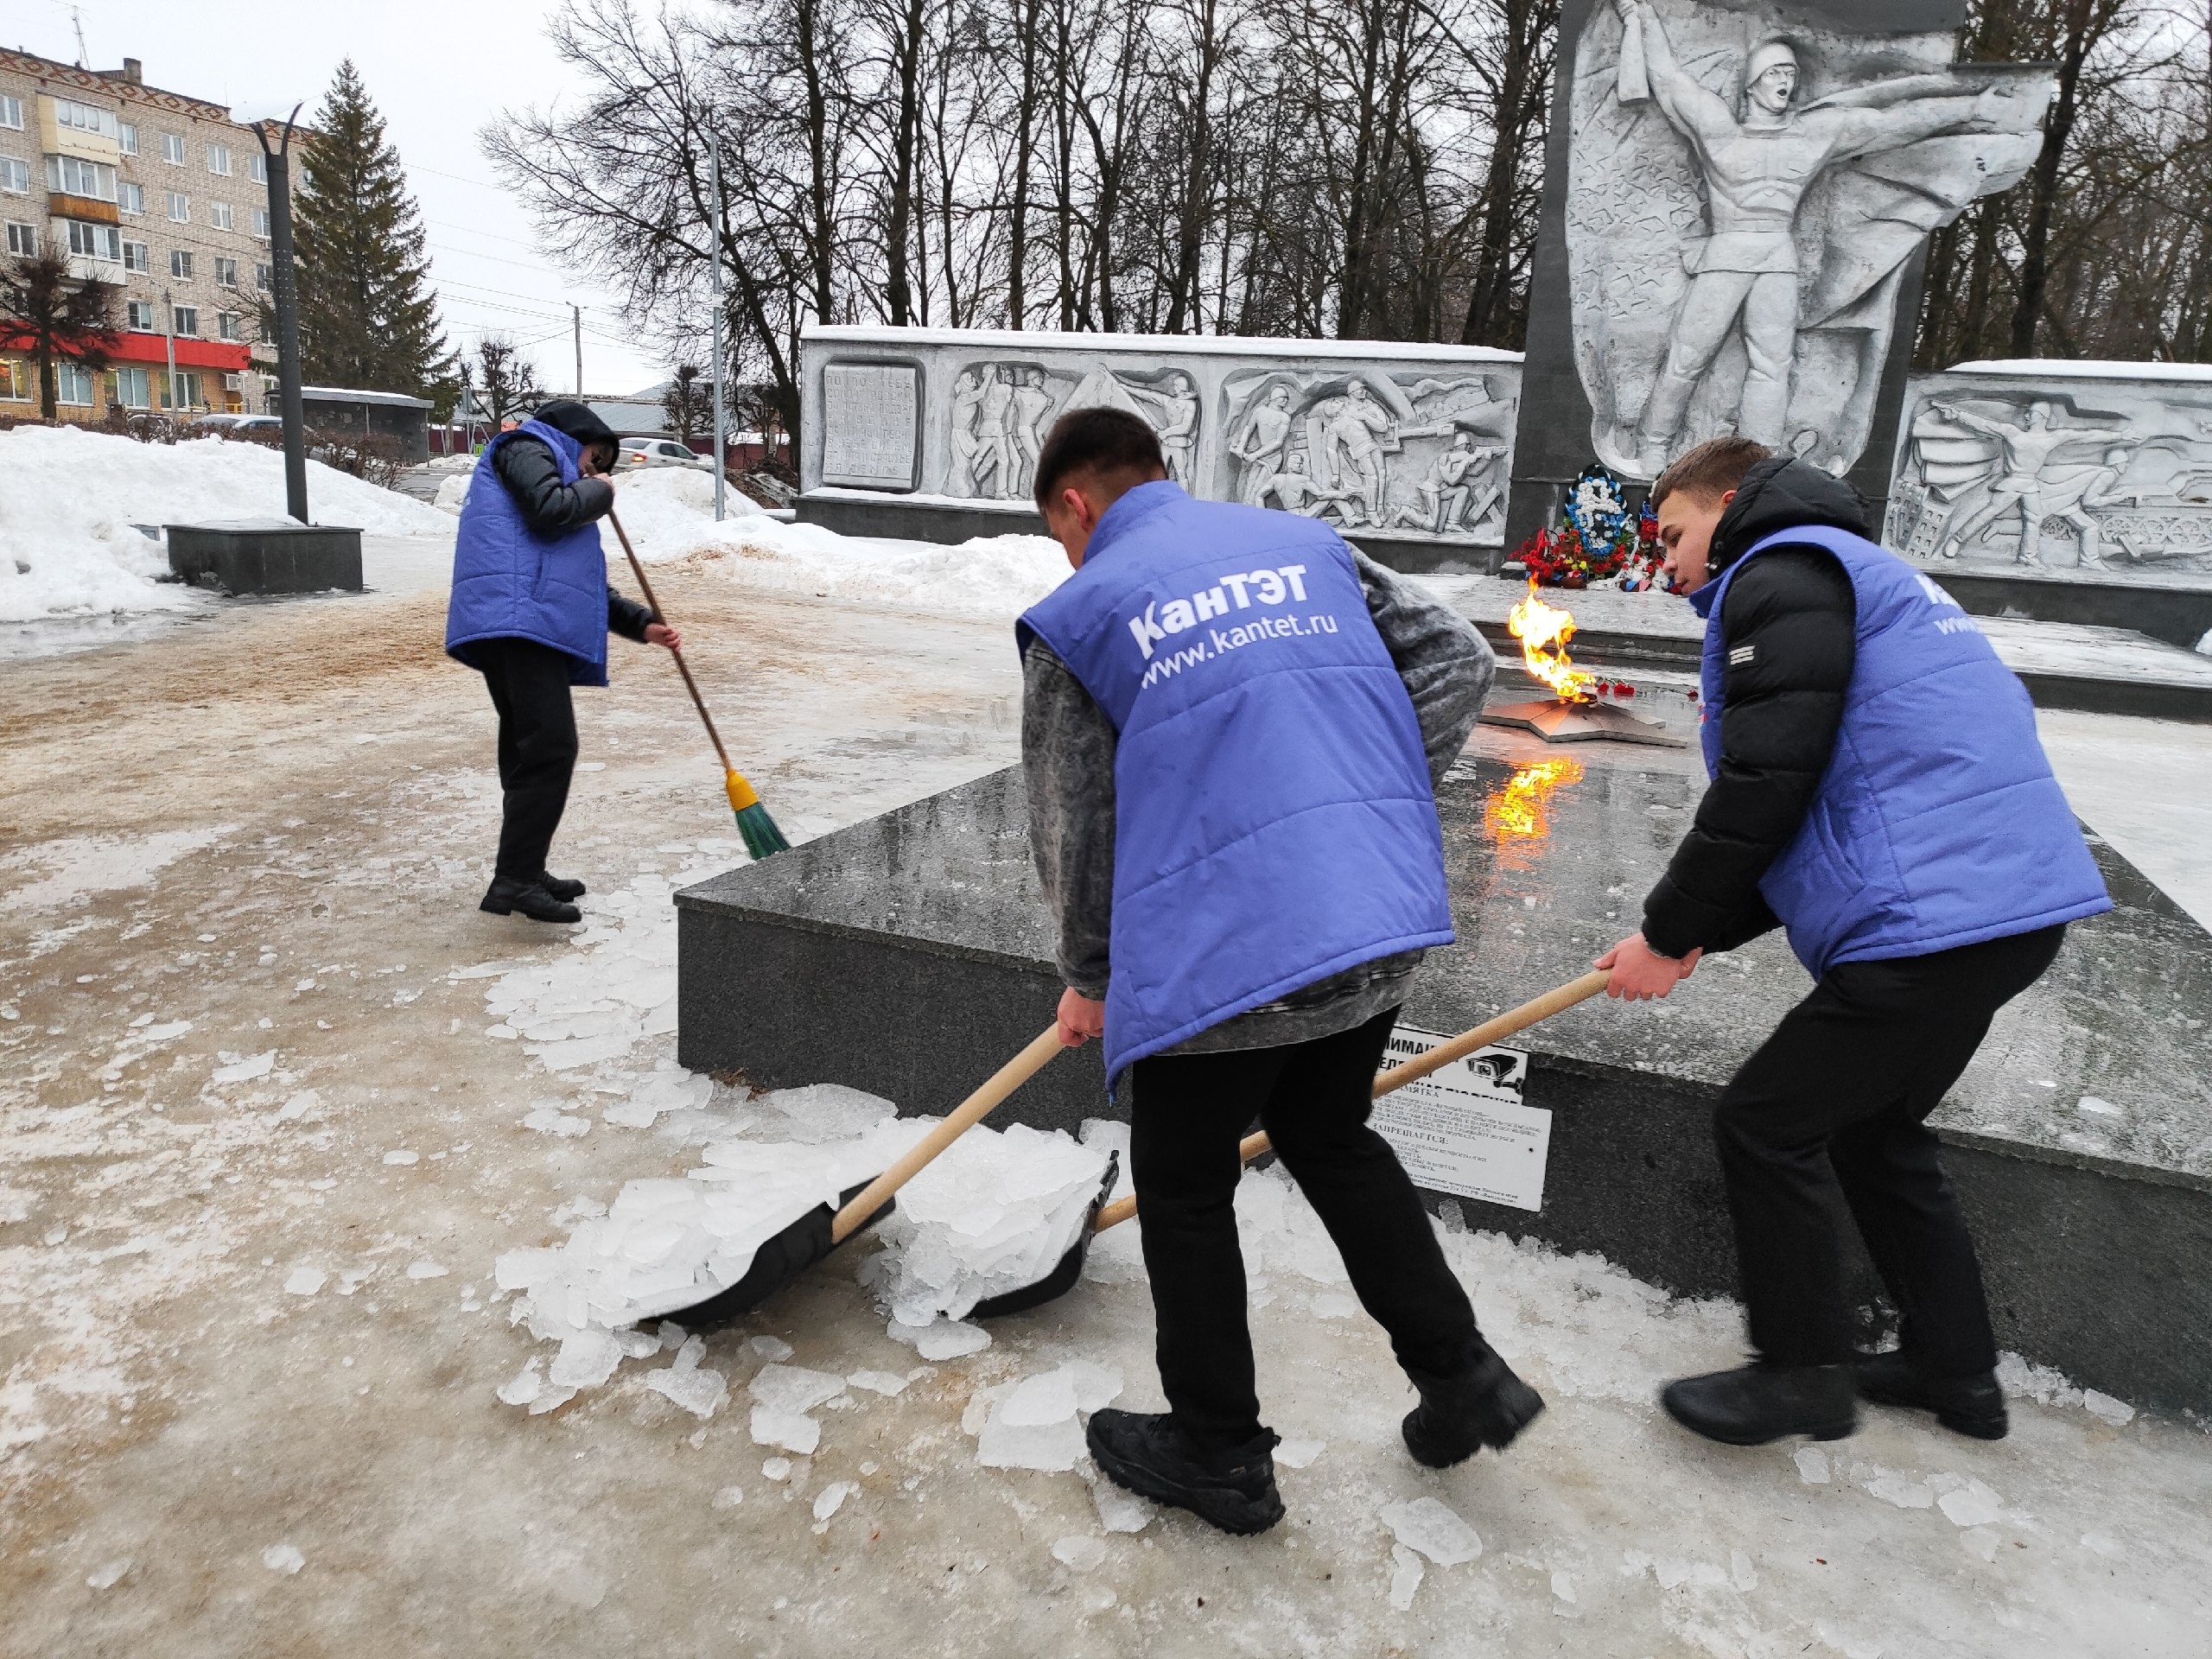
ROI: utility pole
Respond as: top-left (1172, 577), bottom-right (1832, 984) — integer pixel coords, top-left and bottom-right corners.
top-left (572, 303), bottom-right (583, 398)
top-left (161, 284), bottom-right (178, 415)
top-left (709, 129), bottom-right (728, 522)
top-left (253, 107), bottom-right (309, 524)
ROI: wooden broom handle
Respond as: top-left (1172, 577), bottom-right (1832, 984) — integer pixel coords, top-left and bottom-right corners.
top-left (832, 1025), bottom-right (1067, 1243)
top-left (1092, 969), bottom-right (1611, 1231)
top-left (606, 507), bottom-right (734, 774)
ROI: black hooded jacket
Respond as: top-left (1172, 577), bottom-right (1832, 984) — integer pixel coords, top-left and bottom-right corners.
top-left (1641, 458), bottom-right (1866, 960)
top-left (493, 399), bottom-right (655, 642)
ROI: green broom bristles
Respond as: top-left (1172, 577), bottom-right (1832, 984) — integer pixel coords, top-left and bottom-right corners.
top-left (726, 769), bottom-right (791, 860)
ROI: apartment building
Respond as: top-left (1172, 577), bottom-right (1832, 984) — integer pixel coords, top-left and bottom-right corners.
top-left (0, 50), bottom-right (274, 420)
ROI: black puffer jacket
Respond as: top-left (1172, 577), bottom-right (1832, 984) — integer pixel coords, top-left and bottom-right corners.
top-left (493, 400), bottom-right (656, 643)
top-left (1641, 459), bottom-right (1867, 959)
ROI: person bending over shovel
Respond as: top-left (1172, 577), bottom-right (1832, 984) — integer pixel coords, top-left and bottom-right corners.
top-left (1599, 438), bottom-right (2111, 1447)
top-left (445, 399), bottom-right (680, 925)
top-left (1018, 407), bottom-right (1541, 1536)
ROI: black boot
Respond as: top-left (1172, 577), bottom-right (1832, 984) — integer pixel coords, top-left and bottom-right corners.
top-left (1085, 1409), bottom-right (1284, 1536)
top-left (1853, 1349), bottom-right (2007, 1440)
top-left (1402, 1344), bottom-right (1546, 1469)
top-left (1661, 1362), bottom-right (1857, 1446)
top-left (480, 875), bottom-right (582, 925)
top-left (536, 872), bottom-right (587, 901)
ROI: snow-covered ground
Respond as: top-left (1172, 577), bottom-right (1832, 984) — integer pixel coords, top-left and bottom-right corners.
top-left (0, 424), bottom-right (454, 623)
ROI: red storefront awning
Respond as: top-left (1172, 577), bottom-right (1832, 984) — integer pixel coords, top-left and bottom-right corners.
top-left (0, 328), bottom-right (250, 372)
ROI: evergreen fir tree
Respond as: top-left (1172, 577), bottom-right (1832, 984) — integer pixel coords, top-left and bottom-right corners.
top-left (289, 60), bottom-right (453, 409)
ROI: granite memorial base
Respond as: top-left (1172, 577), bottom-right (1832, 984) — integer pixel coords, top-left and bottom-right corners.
top-left (677, 754), bottom-right (2212, 1414)
top-left (1479, 696), bottom-right (1688, 747)
top-left (165, 519), bottom-right (365, 596)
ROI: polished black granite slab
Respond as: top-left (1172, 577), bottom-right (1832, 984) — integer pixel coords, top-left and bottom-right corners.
top-left (677, 755), bottom-right (2212, 1409)
top-left (166, 519), bottom-right (365, 595)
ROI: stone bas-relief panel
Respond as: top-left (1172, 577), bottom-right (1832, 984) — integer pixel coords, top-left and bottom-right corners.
top-left (818, 361), bottom-right (921, 490)
top-left (801, 327), bottom-right (1524, 548)
top-left (1568, 0), bottom-right (2055, 481)
top-left (1220, 369), bottom-right (1510, 539)
top-left (1889, 372), bottom-right (2212, 577)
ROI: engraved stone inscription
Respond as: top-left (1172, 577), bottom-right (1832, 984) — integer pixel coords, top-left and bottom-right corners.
top-left (820, 362), bottom-right (920, 490)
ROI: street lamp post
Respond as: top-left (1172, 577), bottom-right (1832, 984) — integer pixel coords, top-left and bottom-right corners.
top-left (709, 129), bottom-right (728, 523)
top-left (252, 105), bottom-right (308, 526)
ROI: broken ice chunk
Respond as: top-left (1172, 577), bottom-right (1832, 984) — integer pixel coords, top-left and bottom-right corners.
top-left (813, 1481), bottom-right (856, 1522)
top-left (1549, 1569), bottom-right (1575, 1604)
top-left (406, 1261), bottom-right (448, 1280)
top-left (261, 1543), bottom-right (305, 1574)
top-left (1063, 1360), bottom-right (1123, 1413)
top-left (521, 1106), bottom-right (593, 1137)
top-left (549, 1329), bottom-right (624, 1389)
top-left (645, 1366), bottom-right (729, 1419)
top-left (213, 1052), bottom-right (276, 1084)
top-left (846, 1369), bottom-right (911, 1398)
top-left (1052, 1535), bottom-right (1108, 1573)
top-left (1379, 1497), bottom-right (1483, 1567)
top-left (495, 1248), bottom-right (561, 1291)
top-left (383, 1150), bottom-right (419, 1166)
top-left (1274, 1437), bottom-right (1325, 1470)
top-left (761, 1458), bottom-right (794, 1482)
top-left (1936, 1478), bottom-right (2006, 1529)
top-left (613, 1327), bottom-right (663, 1360)
top-left (751, 1405), bottom-right (821, 1455)
top-left (496, 1358), bottom-right (544, 1408)
top-left (750, 1363), bottom-right (845, 1415)
top-left (886, 1317), bottom-right (990, 1360)
top-left (1856, 1464), bottom-right (1934, 1509)
top-left (1793, 1446), bottom-right (1831, 1484)
top-left (2083, 1389), bottom-right (2134, 1426)
top-left (977, 1370), bottom-right (1086, 1471)
top-left (527, 1386), bottom-right (576, 1416)
top-left (273, 1090), bottom-right (319, 1123)
top-left (1091, 1479), bottom-right (1153, 1534)
top-left (86, 1559), bottom-right (132, 1590)
top-left (1388, 1543), bottom-right (1425, 1611)
top-left (283, 1267), bottom-right (326, 1296)
top-left (712, 1485), bottom-right (745, 1510)
top-left (745, 1335), bottom-right (795, 1363)
top-left (673, 1335), bottom-right (708, 1371)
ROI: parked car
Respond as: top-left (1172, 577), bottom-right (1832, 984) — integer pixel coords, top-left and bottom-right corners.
top-left (619, 435), bottom-right (716, 474)
top-left (187, 412), bottom-right (248, 435)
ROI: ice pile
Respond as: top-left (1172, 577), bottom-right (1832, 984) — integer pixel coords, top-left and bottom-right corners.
top-left (471, 871), bottom-right (690, 1071)
top-left (965, 1361), bottom-right (1124, 1472)
top-left (865, 1122), bottom-right (1115, 1325)
top-left (0, 423), bottom-right (451, 621)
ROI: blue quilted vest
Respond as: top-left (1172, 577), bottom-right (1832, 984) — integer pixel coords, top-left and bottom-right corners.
top-left (1018, 481), bottom-right (1455, 1085)
top-left (445, 420), bottom-right (613, 686)
top-left (1690, 524), bottom-right (2110, 975)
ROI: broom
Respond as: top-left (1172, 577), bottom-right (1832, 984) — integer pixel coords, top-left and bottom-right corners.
top-left (605, 507), bottom-right (791, 861)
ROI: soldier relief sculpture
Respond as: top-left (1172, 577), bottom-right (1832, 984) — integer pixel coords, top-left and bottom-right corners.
top-left (1570, 0), bottom-right (2056, 480)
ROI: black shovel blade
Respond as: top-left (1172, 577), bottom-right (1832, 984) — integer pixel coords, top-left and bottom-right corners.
top-left (969, 1151), bottom-right (1121, 1321)
top-left (671, 1179), bottom-right (896, 1331)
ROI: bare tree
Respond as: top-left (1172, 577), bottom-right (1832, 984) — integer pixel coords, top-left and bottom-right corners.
top-left (663, 364), bottom-right (714, 441)
top-left (471, 336), bottom-right (543, 427)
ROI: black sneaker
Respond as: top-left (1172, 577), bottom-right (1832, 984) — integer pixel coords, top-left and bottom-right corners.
top-left (536, 872), bottom-right (587, 901)
top-left (1661, 1362), bottom-right (1858, 1447)
top-left (480, 876), bottom-right (582, 925)
top-left (1402, 1344), bottom-right (1546, 1468)
top-left (1085, 1409), bottom-right (1285, 1536)
top-left (1853, 1349), bottom-right (2008, 1440)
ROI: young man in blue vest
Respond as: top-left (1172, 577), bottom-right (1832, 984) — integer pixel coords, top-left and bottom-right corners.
top-left (446, 399), bottom-right (680, 925)
top-left (1019, 407), bottom-right (1543, 1535)
top-left (1598, 437), bottom-right (2111, 1446)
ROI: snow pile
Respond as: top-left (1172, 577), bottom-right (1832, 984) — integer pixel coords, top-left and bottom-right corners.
top-left (605, 467), bottom-right (1068, 622)
top-left (0, 424), bottom-right (452, 621)
top-left (863, 1122), bottom-right (1113, 1325)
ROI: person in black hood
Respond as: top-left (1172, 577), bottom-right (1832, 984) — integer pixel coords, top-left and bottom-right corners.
top-left (1595, 436), bottom-right (2108, 1449)
top-left (444, 399), bottom-right (680, 925)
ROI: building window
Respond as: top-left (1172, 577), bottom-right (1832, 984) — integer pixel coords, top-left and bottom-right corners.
top-left (207, 143), bottom-right (232, 176)
top-left (251, 152), bottom-right (268, 184)
top-left (0, 96), bottom-right (24, 131)
top-left (46, 155), bottom-right (119, 202)
top-left (116, 365), bottom-right (152, 408)
top-left (0, 359), bottom-right (23, 399)
top-left (127, 298), bottom-right (157, 329)
top-left (214, 256), bottom-right (238, 288)
top-left (53, 99), bottom-right (120, 139)
top-left (4, 221), bottom-right (34, 257)
top-left (168, 192), bottom-right (189, 223)
top-left (123, 239), bottom-right (149, 272)
top-left (119, 120), bottom-right (137, 156)
top-left (170, 249), bottom-right (194, 279)
top-left (217, 311), bottom-right (242, 341)
top-left (209, 200), bottom-right (234, 232)
top-left (66, 220), bottom-right (123, 263)
top-left (162, 132), bottom-right (185, 165)
top-left (251, 207), bottom-right (270, 240)
top-left (0, 156), bottom-right (25, 194)
top-left (254, 261), bottom-right (272, 290)
top-left (168, 369), bottom-right (202, 410)
top-left (173, 305), bottom-right (200, 337)
top-left (56, 362), bottom-right (96, 405)
top-left (117, 180), bottom-right (143, 214)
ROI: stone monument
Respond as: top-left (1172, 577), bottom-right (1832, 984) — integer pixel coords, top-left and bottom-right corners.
top-left (796, 327), bottom-right (1522, 573)
top-left (1507, 0), bottom-right (2055, 555)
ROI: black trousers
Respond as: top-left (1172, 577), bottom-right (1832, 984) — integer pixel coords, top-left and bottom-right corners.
top-left (1715, 924), bottom-right (2067, 1376)
top-left (475, 638), bottom-right (580, 881)
top-left (1129, 1007), bottom-right (1483, 1451)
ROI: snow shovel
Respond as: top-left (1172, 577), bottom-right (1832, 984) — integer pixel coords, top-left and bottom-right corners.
top-left (676, 1025), bottom-right (1068, 1328)
top-left (605, 507), bottom-right (792, 861)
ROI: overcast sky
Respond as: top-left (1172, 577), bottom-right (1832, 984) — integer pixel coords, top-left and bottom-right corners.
top-left (13, 0), bottom-right (668, 394)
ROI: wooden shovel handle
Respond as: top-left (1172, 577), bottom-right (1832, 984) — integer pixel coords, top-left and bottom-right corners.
top-left (831, 1025), bottom-right (1067, 1243)
top-left (606, 507), bottom-right (734, 775)
top-left (1091, 969), bottom-right (1611, 1232)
